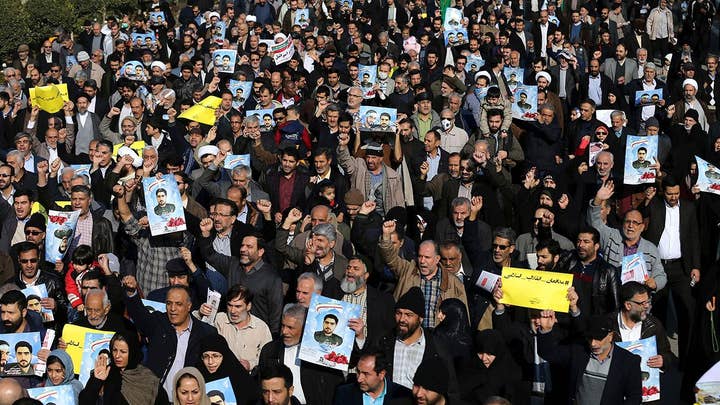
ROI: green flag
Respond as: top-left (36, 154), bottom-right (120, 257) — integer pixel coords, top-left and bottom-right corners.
top-left (440, 0), bottom-right (452, 23)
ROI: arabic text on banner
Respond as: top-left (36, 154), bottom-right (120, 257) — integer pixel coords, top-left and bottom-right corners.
top-left (499, 267), bottom-right (573, 312)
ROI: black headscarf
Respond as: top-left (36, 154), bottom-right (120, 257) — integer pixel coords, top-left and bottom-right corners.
top-left (195, 334), bottom-right (260, 405)
top-left (433, 298), bottom-right (473, 360)
top-left (102, 331), bottom-right (162, 405)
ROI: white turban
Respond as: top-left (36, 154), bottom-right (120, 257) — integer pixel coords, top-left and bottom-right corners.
top-left (474, 71), bottom-right (491, 82)
top-left (536, 71), bottom-right (552, 84)
top-left (683, 78), bottom-right (698, 91)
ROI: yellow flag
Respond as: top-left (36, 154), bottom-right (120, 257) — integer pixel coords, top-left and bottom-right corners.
top-left (499, 267), bottom-right (573, 312)
top-left (178, 96), bottom-right (222, 125)
top-left (29, 84), bottom-right (70, 113)
top-left (113, 140), bottom-right (146, 158)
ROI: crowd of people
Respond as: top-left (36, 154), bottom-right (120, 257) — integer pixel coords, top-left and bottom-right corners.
top-left (0, 0), bottom-right (720, 403)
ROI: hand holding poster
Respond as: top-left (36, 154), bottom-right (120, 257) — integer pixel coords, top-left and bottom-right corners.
top-left (511, 86), bottom-right (538, 120)
top-left (228, 80), bottom-right (252, 110)
top-left (247, 109), bottom-right (276, 132)
top-left (28, 385), bottom-right (77, 405)
top-left (213, 49), bottom-right (237, 74)
top-left (120, 61), bottom-right (148, 81)
top-left (0, 332), bottom-right (42, 376)
top-left (45, 210), bottom-right (81, 263)
top-left (29, 84), bottom-right (70, 114)
top-left (358, 106), bottom-right (397, 132)
top-left (695, 155), bottom-right (720, 195)
top-left (223, 154), bottom-right (251, 170)
top-left (212, 22), bottom-right (226, 45)
top-left (465, 54), bottom-right (485, 74)
top-left (499, 267), bottom-right (573, 312)
top-left (178, 96), bottom-right (222, 125)
top-left (299, 294), bottom-right (361, 371)
top-left (634, 89), bottom-right (664, 106)
top-left (78, 331), bottom-right (114, 384)
top-left (206, 377), bottom-right (237, 405)
top-left (272, 34), bottom-right (295, 65)
top-left (504, 67), bottom-right (524, 93)
top-left (616, 337), bottom-right (660, 402)
top-left (475, 271), bottom-right (501, 293)
top-left (358, 65), bottom-right (378, 99)
top-left (621, 253), bottom-right (649, 284)
top-left (143, 174), bottom-right (186, 236)
top-left (624, 135), bottom-right (659, 185)
top-left (294, 9), bottom-right (310, 28)
top-left (589, 142), bottom-right (605, 166)
top-left (21, 284), bottom-right (54, 322)
top-left (444, 29), bottom-right (468, 47)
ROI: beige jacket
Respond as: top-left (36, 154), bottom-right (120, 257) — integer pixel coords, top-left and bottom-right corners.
top-left (336, 144), bottom-right (404, 212)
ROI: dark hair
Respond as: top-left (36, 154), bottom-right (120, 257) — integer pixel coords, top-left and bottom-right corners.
top-left (14, 241), bottom-right (39, 257)
top-left (323, 313), bottom-right (339, 323)
top-left (486, 86), bottom-right (501, 99)
top-left (210, 197), bottom-right (239, 218)
top-left (46, 355), bottom-right (65, 369)
top-left (14, 340), bottom-right (32, 352)
top-left (13, 189), bottom-right (34, 202)
top-left (81, 270), bottom-right (106, 288)
top-left (226, 284), bottom-right (254, 304)
top-left (358, 349), bottom-right (391, 374)
top-left (281, 146), bottom-right (301, 161)
top-left (621, 281), bottom-right (648, 303)
top-left (487, 108), bottom-right (504, 120)
top-left (259, 363), bottom-right (294, 387)
top-left (155, 188), bottom-right (167, 196)
top-left (0, 290), bottom-right (27, 311)
top-left (207, 390), bottom-right (224, 400)
top-left (663, 175), bottom-right (679, 189)
top-left (535, 238), bottom-right (562, 256)
top-left (577, 225), bottom-right (600, 244)
top-left (71, 184), bottom-right (92, 198)
top-left (71, 244), bottom-right (95, 266)
top-left (638, 147), bottom-right (647, 154)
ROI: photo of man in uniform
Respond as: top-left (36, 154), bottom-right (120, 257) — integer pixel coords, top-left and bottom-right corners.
top-left (4, 341), bottom-right (34, 376)
top-left (632, 147), bottom-right (652, 169)
top-left (313, 314), bottom-right (343, 347)
top-left (153, 188), bottom-right (176, 216)
top-left (516, 92), bottom-right (532, 111)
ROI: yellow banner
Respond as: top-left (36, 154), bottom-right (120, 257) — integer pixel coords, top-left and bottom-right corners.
top-left (29, 84), bottom-right (70, 113)
top-left (177, 96), bottom-right (222, 125)
top-left (499, 267), bottom-right (572, 312)
top-left (113, 140), bottom-right (146, 158)
top-left (61, 324), bottom-right (97, 371)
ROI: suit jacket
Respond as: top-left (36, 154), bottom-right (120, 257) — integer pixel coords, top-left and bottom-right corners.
top-left (640, 197), bottom-right (701, 273)
top-left (90, 163), bottom-right (115, 209)
top-left (125, 293), bottom-right (217, 383)
top-left (37, 52), bottom-right (61, 74)
top-left (623, 32), bottom-right (651, 57)
top-left (89, 96), bottom-right (110, 118)
top-left (532, 22), bottom-right (558, 49)
top-left (601, 57), bottom-right (638, 82)
top-left (578, 73), bottom-right (615, 106)
top-left (509, 30), bottom-right (533, 55)
top-left (333, 380), bottom-right (413, 405)
top-left (538, 330), bottom-right (642, 405)
top-left (549, 65), bottom-right (579, 106)
top-left (265, 170), bottom-right (309, 214)
top-left (259, 340), bottom-right (345, 405)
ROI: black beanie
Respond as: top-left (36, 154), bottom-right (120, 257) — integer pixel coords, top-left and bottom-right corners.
top-left (413, 357), bottom-right (449, 395)
top-left (25, 213), bottom-right (46, 232)
top-left (395, 287), bottom-right (426, 318)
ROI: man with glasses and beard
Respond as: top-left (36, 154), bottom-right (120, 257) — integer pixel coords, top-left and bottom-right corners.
top-left (12, 242), bottom-right (67, 326)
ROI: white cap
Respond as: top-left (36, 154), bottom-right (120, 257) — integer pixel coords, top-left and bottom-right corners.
top-left (198, 145), bottom-right (219, 158)
top-left (150, 61), bottom-right (166, 71)
top-left (208, 11), bottom-right (220, 20)
top-left (665, 53), bottom-right (673, 61)
top-left (683, 78), bottom-right (698, 91)
top-left (117, 146), bottom-right (143, 168)
top-left (535, 71), bottom-right (552, 84)
top-left (474, 71), bottom-right (491, 81)
top-left (246, 15), bottom-right (257, 22)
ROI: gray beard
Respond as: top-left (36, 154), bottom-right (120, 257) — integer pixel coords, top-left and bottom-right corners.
top-left (340, 277), bottom-right (364, 294)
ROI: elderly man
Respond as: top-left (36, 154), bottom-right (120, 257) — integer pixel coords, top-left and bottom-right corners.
top-left (295, 272), bottom-right (323, 307)
top-left (69, 51), bottom-right (105, 86)
top-left (670, 78), bottom-right (715, 131)
top-left (588, 181), bottom-right (667, 293)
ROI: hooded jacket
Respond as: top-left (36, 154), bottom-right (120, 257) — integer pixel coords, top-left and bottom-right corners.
top-left (44, 349), bottom-right (84, 399)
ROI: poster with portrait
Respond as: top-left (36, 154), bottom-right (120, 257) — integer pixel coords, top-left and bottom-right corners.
top-left (0, 332), bottom-right (42, 376)
top-left (149, 11), bottom-right (166, 26)
top-left (294, 8), bottom-right (310, 29)
top-left (358, 106), bottom-right (397, 133)
top-left (358, 64), bottom-right (377, 99)
top-left (588, 142), bottom-right (605, 166)
top-left (223, 154), bottom-right (251, 170)
top-left (504, 67), bottom-right (524, 93)
top-left (45, 210), bottom-right (80, 263)
top-left (206, 377), bottom-right (237, 405)
top-left (623, 135), bottom-right (658, 185)
top-left (65, 56), bottom-right (78, 71)
top-left (511, 86), bottom-right (538, 120)
top-left (444, 29), bottom-right (468, 47)
top-left (212, 21), bottom-right (226, 45)
top-left (465, 54), bottom-right (485, 74)
top-left (28, 385), bottom-right (77, 405)
top-left (634, 88), bottom-right (664, 106)
top-left (616, 337), bottom-right (660, 401)
top-left (246, 108), bottom-right (276, 133)
top-left (299, 294), bottom-right (360, 371)
top-left (271, 35), bottom-right (295, 65)
top-left (131, 33), bottom-right (156, 49)
top-left (141, 299), bottom-right (167, 314)
top-left (443, 8), bottom-right (463, 30)
top-left (695, 155), bottom-right (720, 195)
top-left (213, 49), bottom-right (237, 74)
top-left (70, 164), bottom-right (91, 183)
top-left (21, 284), bottom-right (54, 322)
top-left (339, 0), bottom-right (353, 10)
top-left (78, 331), bottom-right (114, 385)
top-left (621, 253), bottom-right (649, 284)
top-left (228, 80), bottom-right (252, 110)
top-left (120, 61), bottom-right (148, 82)
top-left (595, 109), bottom-right (618, 127)
top-left (143, 174), bottom-right (186, 236)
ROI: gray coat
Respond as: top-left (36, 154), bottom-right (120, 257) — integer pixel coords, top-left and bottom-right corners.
top-left (587, 201), bottom-right (667, 291)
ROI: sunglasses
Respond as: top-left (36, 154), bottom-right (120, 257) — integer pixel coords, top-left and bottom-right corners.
top-left (24, 230), bottom-right (42, 236)
top-left (19, 258), bottom-right (38, 264)
top-left (492, 243), bottom-right (510, 250)
top-left (595, 131), bottom-right (607, 135)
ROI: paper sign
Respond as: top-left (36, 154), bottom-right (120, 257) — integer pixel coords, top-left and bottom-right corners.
top-left (358, 106), bottom-right (397, 133)
top-left (202, 289), bottom-right (222, 324)
top-left (112, 141), bottom-right (146, 159)
top-left (223, 154), bottom-right (250, 170)
top-left (695, 155), bottom-right (720, 195)
top-left (0, 332), bottom-right (42, 376)
top-left (30, 84), bottom-right (70, 113)
top-left (34, 329), bottom-right (55, 377)
top-left (476, 271), bottom-right (501, 293)
top-left (228, 80), bottom-right (252, 110)
top-left (616, 337), bottom-right (660, 401)
top-left (206, 377), bottom-right (237, 405)
top-left (28, 384), bottom-right (77, 405)
top-left (141, 299), bottom-right (166, 313)
top-left (45, 210), bottom-right (81, 263)
top-left (504, 67), bottom-right (525, 93)
top-left (213, 49), bottom-right (237, 74)
top-left (589, 142), bottom-right (604, 166)
top-left (61, 324), bottom-right (98, 372)
top-left (624, 135), bottom-right (659, 185)
top-left (178, 96), bottom-right (222, 125)
top-left (143, 174), bottom-right (187, 236)
top-left (299, 294), bottom-right (360, 371)
top-left (272, 35), bottom-right (295, 65)
top-left (621, 253), bottom-right (649, 284)
top-left (358, 64), bottom-right (377, 99)
top-left (511, 85), bottom-right (538, 121)
top-left (634, 89), bottom-right (664, 106)
top-left (696, 360), bottom-right (720, 404)
top-left (499, 267), bottom-right (573, 312)
top-left (79, 331), bottom-right (114, 385)
top-left (21, 284), bottom-right (54, 322)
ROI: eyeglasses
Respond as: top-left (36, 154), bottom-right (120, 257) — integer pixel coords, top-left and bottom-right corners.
top-left (595, 131), bottom-right (607, 135)
top-left (629, 299), bottom-right (651, 307)
top-left (19, 258), bottom-right (38, 264)
top-left (492, 243), bottom-right (510, 250)
top-left (202, 353), bottom-right (223, 360)
top-left (624, 219), bottom-right (642, 226)
top-left (0, 174), bottom-right (10, 178)
top-left (230, 121), bottom-right (242, 124)
top-left (209, 212), bottom-right (232, 218)
top-left (50, 69), bottom-right (61, 73)
top-left (250, 58), bottom-right (260, 61)
top-left (24, 230), bottom-right (42, 236)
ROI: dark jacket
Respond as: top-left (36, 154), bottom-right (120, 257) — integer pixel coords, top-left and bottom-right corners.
top-left (259, 339), bottom-right (345, 405)
top-left (124, 292), bottom-right (217, 383)
top-left (640, 197), bottom-right (701, 273)
top-left (518, 118), bottom-right (564, 173)
top-left (538, 329), bottom-right (643, 405)
top-left (333, 380), bottom-right (413, 405)
top-left (265, 170), bottom-right (310, 214)
top-left (556, 251), bottom-right (621, 316)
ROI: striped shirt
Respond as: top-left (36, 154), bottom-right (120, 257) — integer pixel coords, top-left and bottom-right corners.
top-left (421, 268), bottom-right (442, 328)
top-left (393, 330), bottom-right (426, 389)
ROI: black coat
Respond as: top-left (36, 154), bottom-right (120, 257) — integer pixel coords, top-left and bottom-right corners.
top-left (259, 340), bottom-right (345, 405)
top-left (333, 380), bottom-right (413, 405)
top-left (640, 196), bottom-right (701, 273)
top-left (124, 292), bottom-right (217, 382)
top-left (538, 329), bottom-right (643, 405)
